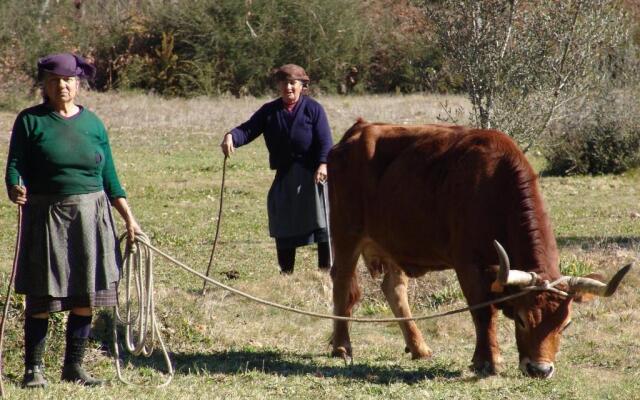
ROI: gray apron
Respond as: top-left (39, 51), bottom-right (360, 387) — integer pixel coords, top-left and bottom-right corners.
top-left (267, 162), bottom-right (327, 240)
top-left (15, 191), bottom-right (121, 297)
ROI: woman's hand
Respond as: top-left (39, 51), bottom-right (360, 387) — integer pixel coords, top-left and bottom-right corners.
top-left (112, 197), bottom-right (142, 245)
top-left (8, 185), bottom-right (27, 205)
top-left (125, 217), bottom-right (142, 245)
top-left (315, 163), bottom-right (328, 184)
top-left (220, 133), bottom-right (235, 157)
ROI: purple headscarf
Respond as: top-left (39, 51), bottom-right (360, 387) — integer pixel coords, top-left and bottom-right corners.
top-left (37, 53), bottom-right (96, 80)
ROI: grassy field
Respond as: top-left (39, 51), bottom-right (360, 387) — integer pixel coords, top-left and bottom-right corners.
top-left (0, 92), bottom-right (639, 399)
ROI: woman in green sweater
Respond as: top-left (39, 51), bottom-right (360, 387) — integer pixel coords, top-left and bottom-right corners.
top-left (4, 53), bottom-right (140, 388)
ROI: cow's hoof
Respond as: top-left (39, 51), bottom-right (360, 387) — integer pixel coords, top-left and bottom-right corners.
top-left (470, 360), bottom-right (499, 376)
top-left (411, 349), bottom-right (433, 360)
top-left (405, 346), bottom-right (433, 360)
top-left (332, 346), bottom-right (353, 366)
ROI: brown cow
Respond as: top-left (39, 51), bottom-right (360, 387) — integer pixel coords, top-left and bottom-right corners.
top-left (327, 119), bottom-right (631, 378)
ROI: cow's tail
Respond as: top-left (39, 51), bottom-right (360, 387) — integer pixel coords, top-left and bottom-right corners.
top-left (330, 265), bottom-right (362, 314)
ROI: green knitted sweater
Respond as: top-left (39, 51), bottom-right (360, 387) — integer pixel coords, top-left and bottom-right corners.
top-left (5, 104), bottom-right (126, 199)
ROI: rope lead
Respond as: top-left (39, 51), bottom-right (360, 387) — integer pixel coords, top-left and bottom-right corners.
top-left (202, 155), bottom-right (228, 295)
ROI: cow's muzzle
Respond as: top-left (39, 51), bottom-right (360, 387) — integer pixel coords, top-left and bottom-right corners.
top-left (520, 358), bottom-right (555, 379)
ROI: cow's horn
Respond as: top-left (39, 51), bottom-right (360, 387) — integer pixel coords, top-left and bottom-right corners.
top-left (494, 240), bottom-right (510, 284)
top-left (493, 240), bottom-right (538, 286)
top-left (568, 263), bottom-right (632, 297)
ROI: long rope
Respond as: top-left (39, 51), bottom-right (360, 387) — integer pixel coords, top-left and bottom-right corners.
top-left (136, 234), bottom-right (546, 323)
top-left (107, 231), bottom-right (567, 389)
top-left (201, 155), bottom-right (228, 295)
top-left (0, 205), bottom-right (21, 399)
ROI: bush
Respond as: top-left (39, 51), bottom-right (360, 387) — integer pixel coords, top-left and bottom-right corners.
top-left (0, 41), bottom-right (35, 110)
top-left (542, 91), bottom-right (640, 176)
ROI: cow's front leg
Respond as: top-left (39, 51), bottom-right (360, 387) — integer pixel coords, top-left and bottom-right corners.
top-left (330, 241), bottom-right (361, 362)
top-left (381, 267), bottom-right (432, 359)
top-left (468, 304), bottom-right (502, 374)
top-left (455, 266), bottom-right (502, 375)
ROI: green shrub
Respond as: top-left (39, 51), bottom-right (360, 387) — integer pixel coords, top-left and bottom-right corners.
top-left (542, 91), bottom-right (640, 176)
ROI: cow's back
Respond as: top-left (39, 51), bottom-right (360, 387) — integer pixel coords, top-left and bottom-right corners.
top-left (328, 121), bottom-right (557, 276)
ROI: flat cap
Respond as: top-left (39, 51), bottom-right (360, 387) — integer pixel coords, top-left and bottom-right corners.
top-left (272, 64), bottom-right (309, 83)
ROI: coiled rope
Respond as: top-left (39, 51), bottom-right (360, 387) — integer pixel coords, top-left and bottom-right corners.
top-left (112, 232), bottom-right (173, 387)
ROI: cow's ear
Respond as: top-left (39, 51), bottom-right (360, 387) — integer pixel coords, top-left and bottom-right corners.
top-left (573, 292), bottom-right (596, 303)
top-left (572, 273), bottom-right (605, 303)
top-left (501, 305), bottom-right (515, 320)
top-left (487, 265), bottom-right (503, 293)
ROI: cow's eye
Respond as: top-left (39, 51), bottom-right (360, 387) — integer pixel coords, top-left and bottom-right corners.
top-left (560, 320), bottom-right (572, 333)
top-left (515, 313), bottom-right (527, 330)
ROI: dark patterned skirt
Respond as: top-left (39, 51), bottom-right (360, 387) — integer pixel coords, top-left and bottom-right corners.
top-left (15, 191), bottom-right (122, 315)
top-left (25, 284), bottom-right (118, 316)
top-left (267, 162), bottom-right (328, 249)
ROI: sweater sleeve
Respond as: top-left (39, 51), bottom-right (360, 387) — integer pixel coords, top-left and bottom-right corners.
top-left (313, 103), bottom-right (333, 164)
top-left (5, 113), bottom-right (27, 192)
top-left (98, 120), bottom-right (126, 199)
top-left (230, 104), bottom-right (268, 147)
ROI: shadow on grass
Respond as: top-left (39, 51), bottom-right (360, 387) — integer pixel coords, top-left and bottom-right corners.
top-left (556, 236), bottom-right (640, 250)
top-left (116, 349), bottom-right (462, 385)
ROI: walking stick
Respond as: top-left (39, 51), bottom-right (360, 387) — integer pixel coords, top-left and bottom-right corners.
top-left (201, 155), bottom-right (228, 295)
top-left (0, 204), bottom-right (23, 398)
top-left (320, 181), bottom-right (333, 268)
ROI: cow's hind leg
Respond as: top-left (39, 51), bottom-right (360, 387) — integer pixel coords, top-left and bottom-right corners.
top-left (330, 239), bottom-right (361, 362)
top-left (455, 265), bottom-right (502, 375)
top-left (381, 267), bottom-right (432, 359)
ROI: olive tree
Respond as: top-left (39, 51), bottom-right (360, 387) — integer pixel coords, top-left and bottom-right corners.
top-left (427, 0), bottom-right (633, 152)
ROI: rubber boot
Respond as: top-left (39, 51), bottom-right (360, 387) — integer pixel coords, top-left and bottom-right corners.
top-left (277, 247), bottom-right (295, 275)
top-left (22, 338), bottom-right (47, 388)
top-left (61, 337), bottom-right (103, 386)
top-left (22, 316), bottom-right (48, 389)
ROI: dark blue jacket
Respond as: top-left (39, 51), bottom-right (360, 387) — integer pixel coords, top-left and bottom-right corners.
top-left (230, 96), bottom-right (333, 170)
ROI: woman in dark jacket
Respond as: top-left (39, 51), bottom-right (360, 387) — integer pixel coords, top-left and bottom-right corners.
top-left (220, 64), bottom-right (333, 274)
top-left (5, 53), bottom-right (140, 388)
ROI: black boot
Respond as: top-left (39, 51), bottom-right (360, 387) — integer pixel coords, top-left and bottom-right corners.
top-left (22, 316), bottom-right (48, 389)
top-left (22, 339), bottom-right (47, 388)
top-left (22, 365), bottom-right (47, 389)
top-left (61, 337), bottom-right (103, 386)
top-left (277, 247), bottom-right (296, 275)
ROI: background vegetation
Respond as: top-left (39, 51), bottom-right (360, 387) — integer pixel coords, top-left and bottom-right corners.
top-left (0, 0), bottom-right (445, 99)
top-left (1, 0), bottom-right (639, 176)
top-left (0, 92), bottom-right (639, 399)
